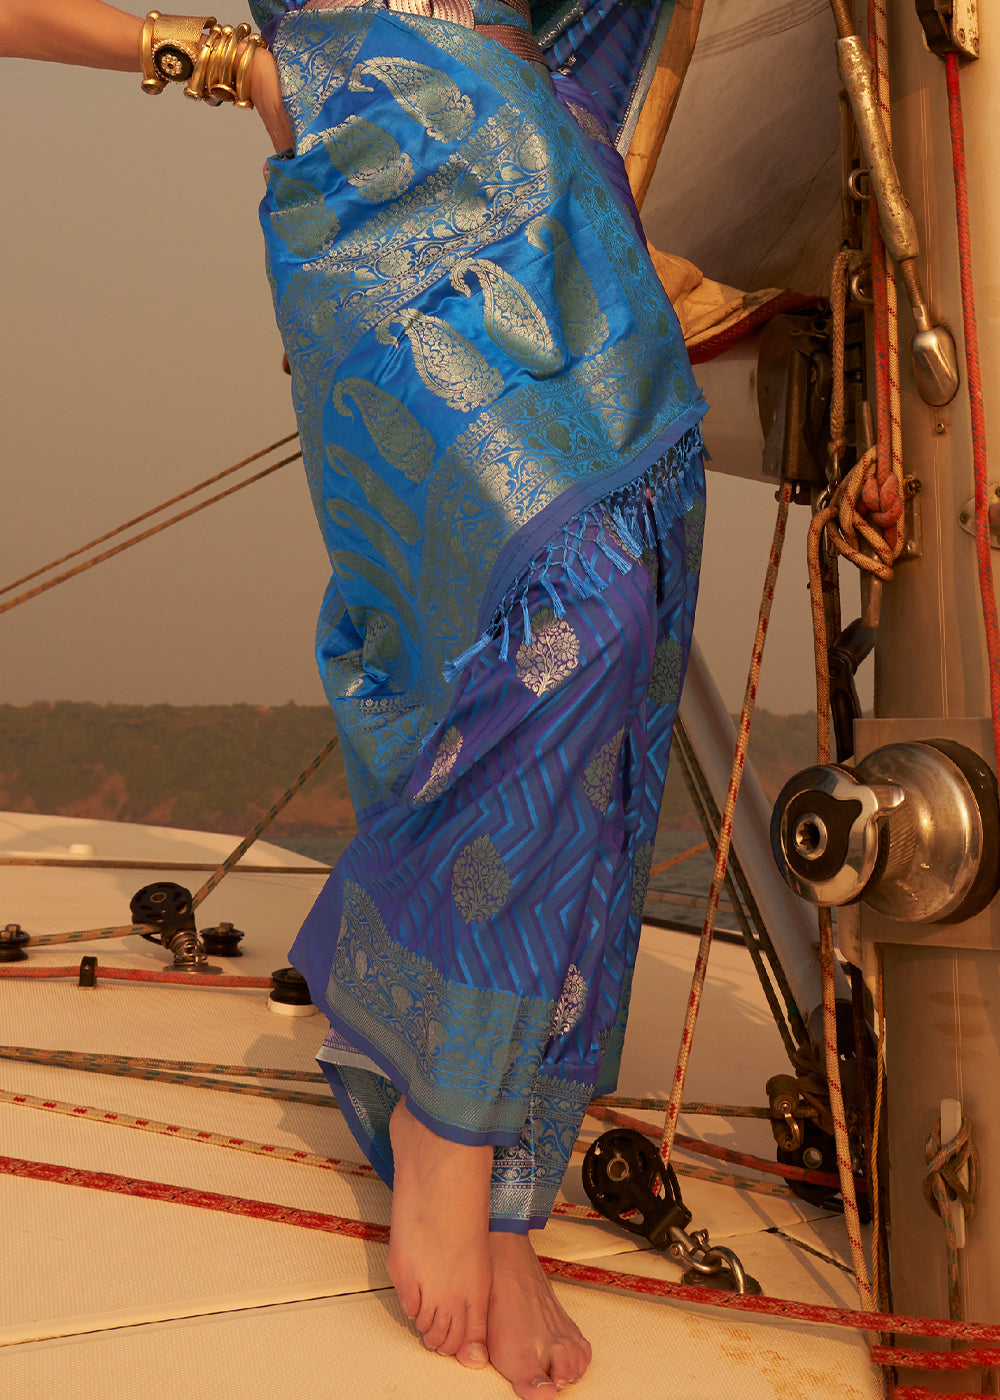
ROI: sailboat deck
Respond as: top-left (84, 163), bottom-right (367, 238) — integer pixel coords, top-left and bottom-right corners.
top-left (0, 812), bottom-right (879, 1397)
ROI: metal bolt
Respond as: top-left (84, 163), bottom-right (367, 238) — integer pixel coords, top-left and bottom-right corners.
top-left (960, 511), bottom-right (970, 524)
top-left (2, 923), bottom-right (23, 938)
top-left (934, 421), bottom-right (947, 435)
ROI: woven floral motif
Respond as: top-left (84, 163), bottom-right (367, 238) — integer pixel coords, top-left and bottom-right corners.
top-left (686, 496), bottom-right (706, 574)
top-left (413, 725), bottom-right (464, 803)
top-left (582, 726), bottom-right (625, 812)
top-left (631, 840), bottom-right (653, 919)
top-left (515, 608), bottom-right (580, 696)
top-left (452, 834), bottom-right (511, 920)
top-left (640, 546), bottom-right (660, 590)
top-left (550, 964), bottom-right (588, 1036)
top-left (648, 635), bottom-right (683, 707)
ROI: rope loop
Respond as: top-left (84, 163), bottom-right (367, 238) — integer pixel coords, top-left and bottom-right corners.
top-left (812, 448), bottom-right (896, 584)
top-left (923, 1115), bottom-right (980, 1224)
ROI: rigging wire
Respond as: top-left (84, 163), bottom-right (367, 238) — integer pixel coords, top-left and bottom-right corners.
top-left (658, 481), bottom-right (794, 1173)
top-left (0, 448), bottom-right (303, 619)
top-left (0, 432), bottom-right (300, 601)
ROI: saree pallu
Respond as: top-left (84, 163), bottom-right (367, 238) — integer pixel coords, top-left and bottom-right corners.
top-left (251, 0), bottom-right (708, 1227)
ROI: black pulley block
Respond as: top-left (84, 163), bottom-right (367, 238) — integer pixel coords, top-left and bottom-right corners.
top-left (582, 1128), bottom-right (692, 1251)
top-left (130, 882), bottom-right (196, 944)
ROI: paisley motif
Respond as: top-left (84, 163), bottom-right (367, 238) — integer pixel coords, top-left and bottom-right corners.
top-left (326, 445), bottom-right (422, 546)
top-left (330, 550), bottom-right (420, 652)
top-left (376, 310), bottom-right (504, 412)
top-left (327, 499), bottom-right (416, 595)
top-left (267, 167), bottom-right (338, 259)
top-left (271, 14), bottom-right (368, 135)
top-left (324, 117), bottom-right (415, 202)
top-left (451, 259), bottom-right (561, 375)
top-left (452, 834), bottom-right (511, 921)
top-left (526, 215), bottom-right (609, 357)
top-left (349, 57), bottom-right (475, 143)
top-left (413, 726), bottom-right (463, 803)
top-left (550, 965), bottom-right (588, 1037)
top-left (514, 608), bottom-right (580, 696)
top-left (332, 379), bottom-right (434, 483)
top-left (582, 727), bottom-right (625, 813)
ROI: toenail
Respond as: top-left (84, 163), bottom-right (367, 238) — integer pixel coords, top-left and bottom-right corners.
top-left (467, 1344), bottom-right (488, 1364)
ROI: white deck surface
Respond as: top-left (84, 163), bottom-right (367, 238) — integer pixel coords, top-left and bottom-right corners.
top-left (0, 812), bottom-right (880, 1398)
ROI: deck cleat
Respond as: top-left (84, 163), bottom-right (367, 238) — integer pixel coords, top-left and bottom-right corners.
top-left (268, 966), bottom-right (316, 1016)
top-left (200, 922), bottom-right (245, 957)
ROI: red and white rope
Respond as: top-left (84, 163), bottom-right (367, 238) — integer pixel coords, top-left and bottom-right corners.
top-left (5, 1149), bottom-right (1000, 1367)
top-left (659, 483), bottom-right (793, 1169)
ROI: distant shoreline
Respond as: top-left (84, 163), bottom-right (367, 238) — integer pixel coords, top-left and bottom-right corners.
top-left (0, 700), bottom-right (818, 839)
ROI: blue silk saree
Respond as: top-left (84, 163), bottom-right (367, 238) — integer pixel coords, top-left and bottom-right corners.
top-left (250, 0), bottom-right (707, 1228)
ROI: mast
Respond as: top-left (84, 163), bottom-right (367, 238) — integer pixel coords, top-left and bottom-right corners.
top-left (854, 2), bottom-right (1000, 1350)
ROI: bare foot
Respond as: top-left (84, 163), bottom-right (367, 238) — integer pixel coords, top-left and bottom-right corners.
top-left (487, 1233), bottom-right (592, 1397)
top-left (388, 1097), bottom-right (493, 1368)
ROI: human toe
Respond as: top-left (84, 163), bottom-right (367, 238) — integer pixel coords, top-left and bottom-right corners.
top-left (456, 1338), bottom-right (489, 1370)
top-left (417, 1301), bottom-right (448, 1348)
top-left (512, 1377), bottom-right (557, 1400)
top-left (433, 1309), bottom-right (468, 1357)
top-left (390, 1270), bottom-right (421, 1322)
top-left (552, 1337), bottom-right (592, 1385)
top-left (455, 1307), bottom-right (489, 1369)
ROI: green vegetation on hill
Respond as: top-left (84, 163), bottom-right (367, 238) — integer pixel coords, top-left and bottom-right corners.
top-left (0, 701), bottom-right (818, 836)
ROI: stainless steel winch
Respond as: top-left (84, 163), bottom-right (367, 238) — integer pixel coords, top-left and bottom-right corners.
top-left (770, 739), bottom-right (1000, 923)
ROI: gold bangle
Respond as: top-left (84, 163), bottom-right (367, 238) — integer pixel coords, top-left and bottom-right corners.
top-left (184, 22), bottom-right (221, 100)
top-left (140, 11), bottom-right (165, 94)
top-left (208, 24), bottom-right (246, 103)
top-left (233, 35), bottom-right (263, 110)
top-left (140, 12), bottom-right (217, 94)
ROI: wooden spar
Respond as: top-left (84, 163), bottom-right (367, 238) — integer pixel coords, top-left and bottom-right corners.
top-left (624, 0), bottom-right (704, 210)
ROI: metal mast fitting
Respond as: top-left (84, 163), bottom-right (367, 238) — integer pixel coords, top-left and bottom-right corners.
top-left (829, 1), bottom-right (960, 405)
top-left (914, 0), bottom-right (979, 60)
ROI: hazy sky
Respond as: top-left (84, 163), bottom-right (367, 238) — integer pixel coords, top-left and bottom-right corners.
top-left (0, 4), bottom-right (857, 715)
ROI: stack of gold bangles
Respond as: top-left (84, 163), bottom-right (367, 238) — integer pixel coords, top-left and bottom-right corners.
top-left (140, 11), bottom-right (265, 108)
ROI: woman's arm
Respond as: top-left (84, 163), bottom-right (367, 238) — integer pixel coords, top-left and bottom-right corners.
top-left (0, 0), bottom-right (142, 68)
top-left (0, 1), bottom-right (294, 150)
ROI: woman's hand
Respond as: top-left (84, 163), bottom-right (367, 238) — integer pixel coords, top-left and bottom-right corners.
top-left (251, 46), bottom-right (295, 153)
